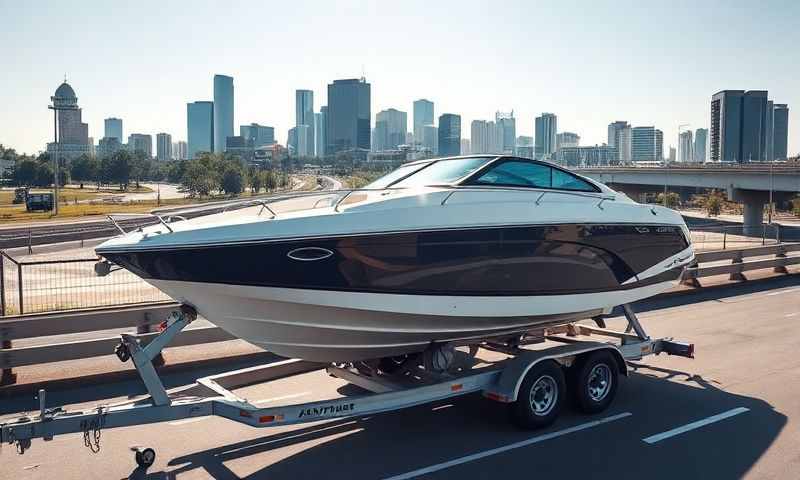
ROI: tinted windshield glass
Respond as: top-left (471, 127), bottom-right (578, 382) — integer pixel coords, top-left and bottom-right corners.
top-left (391, 157), bottom-right (492, 188)
top-left (364, 162), bottom-right (429, 189)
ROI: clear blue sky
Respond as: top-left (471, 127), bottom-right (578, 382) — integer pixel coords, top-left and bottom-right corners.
top-left (1, 0), bottom-right (797, 156)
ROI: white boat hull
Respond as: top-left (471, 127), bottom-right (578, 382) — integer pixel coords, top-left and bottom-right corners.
top-left (151, 276), bottom-right (680, 362)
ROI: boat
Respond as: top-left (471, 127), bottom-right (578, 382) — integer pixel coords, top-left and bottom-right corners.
top-left (96, 155), bottom-right (695, 363)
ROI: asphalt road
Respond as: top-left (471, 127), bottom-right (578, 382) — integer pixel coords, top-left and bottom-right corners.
top-left (1, 277), bottom-right (799, 479)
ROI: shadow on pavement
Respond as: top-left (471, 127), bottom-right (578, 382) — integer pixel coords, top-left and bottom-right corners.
top-left (629, 273), bottom-right (800, 314)
top-left (139, 367), bottom-right (786, 480)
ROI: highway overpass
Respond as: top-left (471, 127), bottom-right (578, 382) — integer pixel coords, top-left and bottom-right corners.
top-left (577, 164), bottom-right (800, 233)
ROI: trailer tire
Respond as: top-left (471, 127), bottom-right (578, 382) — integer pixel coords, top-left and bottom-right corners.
top-left (569, 350), bottom-right (618, 414)
top-left (510, 360), bottom-right (565, 429)
top-left (135, 447), bottom-right (156, 468)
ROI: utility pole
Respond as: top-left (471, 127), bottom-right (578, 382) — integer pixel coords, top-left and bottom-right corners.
top-left (48, 105), bottom-right (60, 215)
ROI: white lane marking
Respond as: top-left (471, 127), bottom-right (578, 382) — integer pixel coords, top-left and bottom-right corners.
top-left (642, 407), bottom-right (750, 444)
top-left (382, 412), bottom-right (632, 480)
top-left (168, 417), bottom-right (210, 426)
top-left (786, 312), bottom-right (798, 318)
top-left (253, 392), bottom-right (311, 405)
top-left (766, 287), bottom-right (800, 296)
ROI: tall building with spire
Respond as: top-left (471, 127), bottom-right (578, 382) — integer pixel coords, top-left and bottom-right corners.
top-left (47, 79), bottom-right (90, 161)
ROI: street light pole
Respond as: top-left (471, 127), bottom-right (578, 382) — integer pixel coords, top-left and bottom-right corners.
top-left (768, 160), bottom-right (774, 224)
top-left (48, 106), bottom-right (60, 216)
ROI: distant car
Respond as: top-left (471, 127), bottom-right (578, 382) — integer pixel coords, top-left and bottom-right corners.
top-left (13, 187), bottom-right (28, 204)
top-left (26, 192), bottom-right (54, 212)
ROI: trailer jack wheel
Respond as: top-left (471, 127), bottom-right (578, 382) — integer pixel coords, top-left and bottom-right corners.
top-left (134, 447), bottom-right (156, 468)
top-left (115, 342), bottom-right (131, 363)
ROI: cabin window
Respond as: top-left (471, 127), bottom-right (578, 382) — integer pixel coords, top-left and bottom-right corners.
top-left (551, 168), bottom-right (596, 192)
top-left (470, 160), bottom-right (597, 192)
top-left (472, 161), bottom-right (551, 188)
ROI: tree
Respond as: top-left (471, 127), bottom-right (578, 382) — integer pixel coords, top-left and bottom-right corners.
top-left (251, 170), bottom-right (264, 193)
top-left (263, 170), bottom-right (277, 191)
top-left (102, 150), bottom-right (132, 190)
top-left (167, 160), bottom-right (188, 184)
top-left (656, 192), bottom-right (680, 209)
top-left (705, 191), bottom-right (724, 217)
top-left (181, 159), bottom-right (218, 197)
top-left (12, 159), bottom-right (39, 186)
top-left (34, 162), bottom-right (54, 187)
top-left (70, 154), bottom-right (99, 187)
top-left (221, 165), bottom-right (244, 195)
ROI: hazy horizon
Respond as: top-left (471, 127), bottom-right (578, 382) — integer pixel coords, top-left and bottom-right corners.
top-left (1, 0), bottom-right (797, 157)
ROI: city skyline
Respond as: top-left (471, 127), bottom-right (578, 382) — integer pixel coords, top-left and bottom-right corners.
top-left (1, 1), bottom-right (798, 157)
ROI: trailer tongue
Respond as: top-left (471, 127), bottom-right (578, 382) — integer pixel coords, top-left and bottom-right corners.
top-left (1, 304), bottom-right (693, 469)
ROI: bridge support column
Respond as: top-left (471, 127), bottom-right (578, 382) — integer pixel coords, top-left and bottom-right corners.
top-left (732, 189), bottom-right (768, 237)
top-left (742, 201), bottom-right (765, 236)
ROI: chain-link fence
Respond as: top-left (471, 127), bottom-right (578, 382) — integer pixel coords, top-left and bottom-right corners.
top-left (0, 251), bottom-right (169, 316)
top-left (689, 224), bottom-right (781, 252)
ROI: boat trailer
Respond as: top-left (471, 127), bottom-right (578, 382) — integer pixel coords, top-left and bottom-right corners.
top-left (0, 304), bottom-right (693, 469)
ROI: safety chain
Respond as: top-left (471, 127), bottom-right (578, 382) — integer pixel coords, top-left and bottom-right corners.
top-left (80, 407), bottom-right (106, 454)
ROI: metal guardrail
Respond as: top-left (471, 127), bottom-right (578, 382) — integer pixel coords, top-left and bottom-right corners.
top-left (0, 243), bottom-right (797, 386)
top-left (684, 243), bottom-right (800, 282)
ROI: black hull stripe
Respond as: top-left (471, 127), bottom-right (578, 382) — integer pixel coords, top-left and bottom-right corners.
top-left (102, 224), bottom-right (689, 297)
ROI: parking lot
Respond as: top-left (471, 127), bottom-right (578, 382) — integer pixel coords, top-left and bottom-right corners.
top-left (1, 276), bottom-right (799, 479)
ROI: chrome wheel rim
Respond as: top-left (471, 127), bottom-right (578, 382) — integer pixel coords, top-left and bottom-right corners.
top-left (587, 364), bottom-right (612, 402)
top-left (529, 375), bottom-right (558, 416)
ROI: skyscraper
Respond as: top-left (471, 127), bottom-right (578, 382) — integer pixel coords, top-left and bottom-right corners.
top-left (631, 126), bottom-right (663, 162)
top-left (413, 99), bottom-right (434, 145)
top-left (710, 90), bottom-right (776, 162)
top-left (104, 118), bottom-right (123, 142)
top-left (240, 123), bottom-right (275, 147)
top-left (128, 134), bottom-right (153, 158)
top-left (156, 133), bottom-right (172, 161)
top-left (617, 126), bottom-right (632, 164)
top-left (534, 113), bottom-right (557, 158)
top-left (495, 111), bottom-right (516, 153)
top-left (438, 114), bottom-right (461, 156)
top-left (773, 104), bottom-right (789, 160)
top-left (187, 100), bottom-right (214, 159)
top-left (694, 128), bottom-right (708, 163)
top-left (326, 78), bottom-right (371, 154)
top-left (607, 121), bottom-right (630, 164)
top-left (422, 125), bottom-right (438, 154)
top-left (374, 108), bottom-right (407, 151)
top-left (213, 74), bottom-right (234, 153)
top-left (47, 80), bottom-right (91, 161)
top-left (471, 120), bottom-right (489, 154)
top-left (460, 139), bottom-right (471, 155)
top-left (372, 122), bottom-right (388, 152)
top-left (172, 141), bottom-right (187, 160)
top-left (295, 90), bottom-right (315, 156)
top-left (315, 106), bottom-right (327, 157)
top-left (678, 130), bottom-right (693, 163)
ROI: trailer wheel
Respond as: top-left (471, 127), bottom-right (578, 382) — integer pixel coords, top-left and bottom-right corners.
top-left (510, 360), bottom-right (565, 429)
top-left (570, 351), bottom-right (618, 414)
top-left (134, 447), bottom-right (156, 468)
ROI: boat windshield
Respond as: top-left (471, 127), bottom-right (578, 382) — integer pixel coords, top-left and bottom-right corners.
top-left (363, 162), bottom-right (430, 189)
top-left (389, 157), bottom-right (493, 188)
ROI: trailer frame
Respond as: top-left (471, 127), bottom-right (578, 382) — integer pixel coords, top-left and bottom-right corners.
top-left (1, 303), bottom-right (693, 468)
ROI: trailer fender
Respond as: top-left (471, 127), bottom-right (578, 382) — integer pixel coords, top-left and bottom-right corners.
top-left (483, 342), bottom-right (626, 403)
